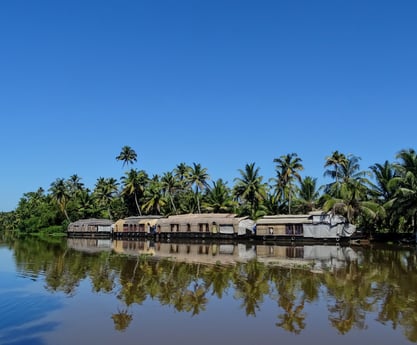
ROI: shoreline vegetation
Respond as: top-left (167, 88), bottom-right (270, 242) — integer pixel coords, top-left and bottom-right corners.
top-left (1, 146), bottom-right (417, 243)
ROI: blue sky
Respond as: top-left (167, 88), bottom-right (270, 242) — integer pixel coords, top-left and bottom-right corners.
top-left (1, 0), bottom-right (416, 212)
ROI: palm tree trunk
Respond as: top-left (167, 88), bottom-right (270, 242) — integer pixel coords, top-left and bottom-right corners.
top-left (62, 206), bottom-right (71, 222)
top-left (170, 195), bottom-right (177, 214)
top-left (195, 188), bottom-right (201, 214)
top-left (134, 193), bottom-right (142, 216)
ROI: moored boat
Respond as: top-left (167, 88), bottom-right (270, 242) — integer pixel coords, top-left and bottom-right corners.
top-left (254, 211), bottom-right (356, 243)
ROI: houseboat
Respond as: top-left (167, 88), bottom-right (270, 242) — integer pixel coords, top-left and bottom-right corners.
top-left (153, 213), bottom-right (255, 239)
top-left (254, 211), bottom-right (356, 243)
top-left (113, 215), bottom-right (163, 238)
top-left (67, 218), bottom-right (114, 238)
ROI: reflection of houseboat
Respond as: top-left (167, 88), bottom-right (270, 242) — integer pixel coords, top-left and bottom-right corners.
top-left (67, 238), bottom-right (113, 253)
top-left (67, 218), bottom-right (114, 238)
top-left (70, 237), bottom-right (359, 271)
top-left (112, 239), bottom-right (256, 265)
top-left (154, 213), bottom-right (255, 239)
top-left (113, 216), bottom-right (163, 238)
top-left (255, 244), bottom-right (360, 271)
top-left (255, 212), bottom-right (356, 242)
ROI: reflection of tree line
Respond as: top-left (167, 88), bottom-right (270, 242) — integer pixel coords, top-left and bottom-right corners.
top-left (9, 237), bottom-right (417, 340)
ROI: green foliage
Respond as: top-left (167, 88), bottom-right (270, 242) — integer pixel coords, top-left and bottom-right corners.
top-left (5, 145), bottom-right (417, 234)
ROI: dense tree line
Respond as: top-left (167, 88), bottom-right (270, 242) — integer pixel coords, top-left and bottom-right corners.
top-left (1, 146), bottom-right (417, 235)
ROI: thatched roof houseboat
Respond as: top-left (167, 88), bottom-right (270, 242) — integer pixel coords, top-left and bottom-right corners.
top-left (255, 211), bottom-right (356, 242)
top-left (67, 218), bottom-right (114, 237)
top-left (154, 213), bottom-right (255, 238)
top-left (113, 215), bottom-right (163, 237)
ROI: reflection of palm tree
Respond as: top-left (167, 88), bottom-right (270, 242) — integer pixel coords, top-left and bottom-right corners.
top-left (233, 260), bottom-right (269, 316)
top-left (90, 252), bottom-right (115, 293)
top-left (276, 297), bottom-right (305, 334)
top-left (202, 264), bottom-right (233, 299)
top-left (184, 282), bottom-right (208, 316)
top-left (111, 308), bottom-right (133, 331)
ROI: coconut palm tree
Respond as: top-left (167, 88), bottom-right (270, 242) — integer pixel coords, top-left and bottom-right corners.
top-left (369, 161), bottom-right (397, 202)
top-left (142, 176), bottom-right (166, 215)
top-left (297, 176), bottom-right (320, 213)
top-left (272, 153), bottom-right (304, 214)
top-left (116, 146), bottom-right (137, 168)
top-left (322, 156), bottom-right (383, 225)
top-left (67, 174), bottom-right (84, 197)
top-left (174, 162), bottom-right (191, 186)
top-left (49, 178), bottom-right (71, 222)
top-left (324, 150), bottom-right (348, 185)
top-left (160, 171), bottom-right (181, 214)
top-left (187, 163), bottom-right (210, 214)
top-left (120, 169), bottom-right (148, 216)
top-left (93, 177), bottom-right (119, 219)
top-left (202, 179), bottom-right (236, 213)
top-left (389, 149), bottom-right (417, 233)
top-left (233, 162), bottom-right (267, 218)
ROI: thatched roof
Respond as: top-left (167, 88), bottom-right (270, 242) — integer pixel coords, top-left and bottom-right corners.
top-left (157, 213), bottom-right (249, 225)
top-left (69, 218), bottom-right (114, 227)
top-left (114, 215), bottom-right (163, 227)
top-left (256, 214), bottom-right (312, 225)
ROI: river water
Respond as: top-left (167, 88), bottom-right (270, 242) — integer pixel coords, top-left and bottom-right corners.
top-left (1, 236), bottom-right (416, 345)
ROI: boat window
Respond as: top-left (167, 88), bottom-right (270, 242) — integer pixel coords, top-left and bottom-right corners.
top-left (295, 224), bottom-right (303, 235)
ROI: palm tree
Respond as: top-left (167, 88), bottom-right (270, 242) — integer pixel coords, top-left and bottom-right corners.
top-left (369, 161), bottom-right (397, 202)
top-left (233, 162), bottom-right (267, 218)
top-left (49, 178), bottom-right (71, 222)
top-left (76, 188), bottom-right (98, 219)
top-left (120, 169), bottom-right (148, 216)
top-left (94, 177), bottom-right (119, 219)
top-left (67, 174), bottom-right (84, 197)
top-left (323, 151), bottom-right (348, 196)
top-left (297, 176), bottom-right (320, 213)
top-left (272, 153), bottom-right (304, 214)
top-left (174, 162), bottom-right (191, 185)
top-left (323, 178), bottom-right (383, 224)
top-left (160, 171), bottom-right (181, 214)
top-left (202, 179), bottom-right (236, 213)
top-left (324, 150), bottom-right (348, 184)
top-left (322, 156), bottom-right (383, 225)
top-left (142, 176), bottom-right (166, 215)
top-left (187, 163), bottom-right (210, 214)
top-left (116, 146), bottom-right (137, 168)
top-left (389, 149), bottom-right (417, 233)
top-left (369, 161), bottom-right (397, 231)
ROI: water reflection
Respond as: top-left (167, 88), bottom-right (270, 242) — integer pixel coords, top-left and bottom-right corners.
top-left (67, 238), bottom-right (361, 271)
top-left (2, 237), bottom-right (417, 344)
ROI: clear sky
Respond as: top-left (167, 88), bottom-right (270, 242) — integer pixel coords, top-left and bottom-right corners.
top-left (1, 0), bottom-right (416, 212)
